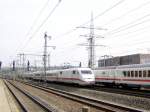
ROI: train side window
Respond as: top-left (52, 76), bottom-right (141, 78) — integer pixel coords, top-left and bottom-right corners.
top-left (72, 70), bottom-right (76, 74)
top-left (48, 73), bottom-right (52, 76)
top-left (148, 70), bottom-right (150, 77)
top-left (36, 74), bottom-right (40, 76)
top-left (127, 71), bottom-right (130, 77)
top-left (135, 71), bottom-right (138, 77)
top-left (143, 70), bottom-right (146, 77)
top-left (131, 71), bottom-right (134, 77)
top-left (102, 71), bottom-right (105, 74)
top-left (139, 71), bottom-right (142, 77)
top-left (123, 71), bottom-right (126, 77)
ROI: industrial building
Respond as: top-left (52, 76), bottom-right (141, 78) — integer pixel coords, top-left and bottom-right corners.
top-left (98, 54), bottom-right (150, 67)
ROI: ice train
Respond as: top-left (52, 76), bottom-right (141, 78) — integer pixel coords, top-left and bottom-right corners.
top-left (30, 67), bottom-right (95, 85)
top-left (24, 64), bottom-right (150, 88)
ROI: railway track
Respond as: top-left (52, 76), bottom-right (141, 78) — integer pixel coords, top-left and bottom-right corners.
top-left (4, 80), bottom-right (58, 112)
top-left (12, 80), bottom-right (143, 112)
top-left (27, 80), bottom-right (150, 99)
top-left (93, 85), bottom-right (150, 99)
top-left (34, 80), bottom-right (150, 99)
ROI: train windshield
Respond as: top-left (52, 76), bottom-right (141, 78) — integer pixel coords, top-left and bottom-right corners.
top-left (81, 70), bottom-right (92, 74)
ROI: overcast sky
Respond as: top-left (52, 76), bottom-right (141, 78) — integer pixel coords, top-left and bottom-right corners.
top-left (1, 0), bottom-right (150, 67)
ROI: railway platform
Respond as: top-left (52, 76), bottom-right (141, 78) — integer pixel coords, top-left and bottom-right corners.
top-left (0, 79), bottom-right (19, 112)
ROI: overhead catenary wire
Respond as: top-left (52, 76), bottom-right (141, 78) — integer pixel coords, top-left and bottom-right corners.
top-left (50, 0), bottom-right (126, 64)
top-left (56, 0), bottom-right (150, 43)
top-left (16, 0), bottom-right (150, 65)
top-left (17, 0), bottom-right (124, 55)
top-left (53, 0), bottom-right (125, 40)
top-left (25, 0), bottom-right (50, 38)
top-left (106, 23), bottom-right (150, 39)
top-left (104, 13), bottom-right (150, 36)
top-left (79, 0), bottom-right (125, 27)
top-left (53, 0), bottom-right (150, 54)
top-left (113, 40), bottom-right (150, 50)
top-left (14, 0), bottom-right (50, 54)
top-left (44, 0), bottom-right (124, 60)
top-left (111, 46), bottom-right (150, 56)
top-left (54, 0), bottom-right (150, 64)
top-left (101, 1), bottom-right (150, 26)
top-left (105, 34), bottom-right (150, 55)
top-left (107, 17), bottom-right (150, 36)
top-left (20, 0), bottom-right (61, 51)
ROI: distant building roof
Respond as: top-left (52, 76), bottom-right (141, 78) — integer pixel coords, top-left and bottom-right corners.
top-left (98, 53), bottom-right (150, 67)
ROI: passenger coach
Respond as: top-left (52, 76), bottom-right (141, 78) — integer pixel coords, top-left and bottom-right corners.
top-left (118, 64), bottom-right (150, 88)
top-left (94, 64), bottom-right (150, 88)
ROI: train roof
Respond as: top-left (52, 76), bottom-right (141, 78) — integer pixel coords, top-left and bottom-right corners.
top-left (117, 63), bottom-right (150, 69)
top-left (46, 67), bottom-right (92, 73)
top-left (57, 67), bottom-right (92, 71)
top-left (94, 63), bottom-right (150, 70)
top-left (94, 66), bottom-right (117, 70)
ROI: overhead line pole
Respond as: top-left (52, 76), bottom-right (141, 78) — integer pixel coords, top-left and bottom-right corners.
top-left (43, 32), bottom-right (48, 85)
top-left (78, 12), bottom-right (107, 69)
top-left (43, 32), bottom-right (55, 85)
top-left (17, 53), bottom-right (26, 73)
top-left (89, 12), bottom-right (95, 69)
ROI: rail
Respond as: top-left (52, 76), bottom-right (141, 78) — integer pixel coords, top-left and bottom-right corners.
top-left (4, 80), bottom-right (58, 112)
top-left (17, 80), bottom-right (143, 112)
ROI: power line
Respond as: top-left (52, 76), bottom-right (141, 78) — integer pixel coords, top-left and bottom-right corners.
top-left (20, 0), bottom-right (61, 51)
top-left (25, 0), bottom-right (50, 38)
top-left (117, 40), bottom-right (150, 49)
top-left (110, 46), bottom-right (150, 55)
top-left (105, 13), bottom-right (150, 36)
top-left (102, 1), bottom-right (150, 26)
top-left (107, 24), bottom-right (150, 39)
top-left (15, 0), bottom-right (125, 62)
top-left (80, 0), bottom-right (125, 27)
top-left (18, 0), bottom-right (124, 53)
top-left (30, 0), bottom-right (61, 38)
top-left (15, 0), bottom-right (50, 54)
top-left (108, 17), bottom-right (150, 36)
top-left (53, 0), bottom-right (125, 40)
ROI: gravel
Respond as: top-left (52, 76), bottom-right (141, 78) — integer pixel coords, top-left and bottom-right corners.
top-left (41, 83), bottom-right (150, 111)
top-left (13, 81), bottom-right (104, 112)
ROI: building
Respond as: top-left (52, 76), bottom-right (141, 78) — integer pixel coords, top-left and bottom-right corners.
top-left (98, 54), bottom-right (150, 67)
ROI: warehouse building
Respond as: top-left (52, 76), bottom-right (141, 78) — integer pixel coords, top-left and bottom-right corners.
top-left (98, 54), bottom-right (150, 67)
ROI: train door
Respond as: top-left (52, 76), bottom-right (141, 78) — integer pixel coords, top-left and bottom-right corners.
top-left (113, 69), bottom-right (116, 84)
top-left (58, 71), bottom-right (63, 82)
top-left (115, 69), bottom-right (124, 85)
top-left (71, 70), bottom-right (78, 84)
top-left (105, 69), bottom-right (115, 84)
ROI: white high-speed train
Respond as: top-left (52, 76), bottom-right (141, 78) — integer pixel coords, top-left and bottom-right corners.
top-left (94, 64), bottom-right (150, 88)
top-left (31, 68), bottom-right (95, 85)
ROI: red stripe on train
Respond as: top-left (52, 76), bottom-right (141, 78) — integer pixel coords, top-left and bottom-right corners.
top-left (96, 77), bottom-right (150, 82)
top-left (47, 77), bottom-right (86, 82)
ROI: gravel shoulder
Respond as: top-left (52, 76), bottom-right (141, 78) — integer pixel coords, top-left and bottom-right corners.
top-left (42, 83), bottom-right (150, 111)
top-left (14, 81), bottom-right (104, 112)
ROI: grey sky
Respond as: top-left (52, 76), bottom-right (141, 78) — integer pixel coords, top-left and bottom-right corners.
top-left (1, 0), bottom-right (150, 67)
